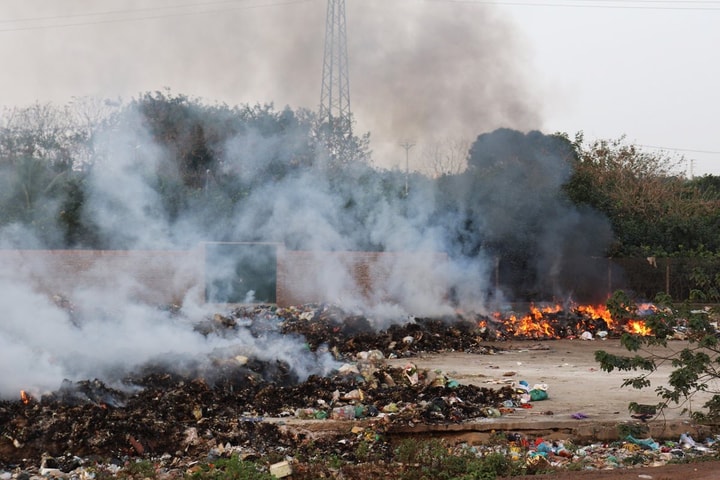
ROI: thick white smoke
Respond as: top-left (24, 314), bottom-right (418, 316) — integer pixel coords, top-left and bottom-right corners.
top-left (0, 114), bottom-right (612, 400)
top-left (0, 1), bottom-right (598, 400)
top-left (0, 122), bottom-right (350, 400)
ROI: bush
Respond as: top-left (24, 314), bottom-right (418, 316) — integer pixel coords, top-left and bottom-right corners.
top-left (186, 455), bottom-right (274, 480)
top-left (393, 438), bottom-right (518, 480)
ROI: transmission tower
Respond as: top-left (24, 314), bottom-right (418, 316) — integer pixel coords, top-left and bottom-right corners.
top-left (319, 0), bottom-right (351, 125)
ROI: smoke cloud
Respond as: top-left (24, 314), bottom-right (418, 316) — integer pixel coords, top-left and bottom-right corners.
top-left (0, 119), bottom-right (613, 400)
top-left (0, 2), bottom-right (608, 400)
top-left (0, 0), bottom-right (541, 169)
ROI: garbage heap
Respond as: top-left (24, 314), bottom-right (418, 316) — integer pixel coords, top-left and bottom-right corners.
top-left (485, 431), bottom-right (720, 474)
top-left (0, 305), bottom-right (516, 470)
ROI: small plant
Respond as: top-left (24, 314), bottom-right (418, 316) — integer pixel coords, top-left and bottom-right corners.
top-left (565, 460), bottom-right (586, 471)
top-left (622, 453), bottom-right (648, 466)
top-left (124, 459), bottom-right (157, 478)
top-left (469, 452), bottom-right (518, 479)
top-left (327, 454), bottom-right (343, 470)
top-left (485, 431), bottom-right (509, 448)
top-left (354, 439), bottom-right (372, 462)
top-left (392, 438), bottom-right (520, 480)
top-left (616, 421), bottom-right (649, 438)
top-left (186, 455), bottom-right (274, 480)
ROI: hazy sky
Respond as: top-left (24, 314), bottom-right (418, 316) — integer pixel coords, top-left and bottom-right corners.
top-left (0, 0), bottom-right (718, 175)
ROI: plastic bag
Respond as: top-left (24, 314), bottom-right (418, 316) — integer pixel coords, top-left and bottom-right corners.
top-left (530, 389), bottom-right (548, 401)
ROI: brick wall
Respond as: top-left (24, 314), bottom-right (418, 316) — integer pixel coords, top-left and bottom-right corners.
top-left (0, 247), bottom-right (449, 308)
top-left (0, 249), bottom-right (203, 305)
top-left (276, 250), bottom-right (449, 307)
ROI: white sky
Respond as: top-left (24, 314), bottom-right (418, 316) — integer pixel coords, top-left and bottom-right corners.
top-left (0, 0), bottom-right (718, 176)
top-left (502, 1), bottom-right (720, 177)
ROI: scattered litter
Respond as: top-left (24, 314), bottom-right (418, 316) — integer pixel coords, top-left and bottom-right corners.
top-left (269, 460), bottom-right (293, 478)
top-left (625, 435), bottom-right (659, 451)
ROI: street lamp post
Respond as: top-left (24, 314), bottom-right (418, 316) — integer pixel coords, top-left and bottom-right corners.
top-left (400, 141), bottom-right (415, 196)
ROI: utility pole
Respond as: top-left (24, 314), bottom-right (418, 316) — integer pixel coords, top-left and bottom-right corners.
top-left (400, 141), bottom-right (415, 196)
top-left (319, 0), bottom-right (351, 126)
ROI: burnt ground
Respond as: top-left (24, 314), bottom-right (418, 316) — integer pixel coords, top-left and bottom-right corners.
top-left (1, 303), bottom-right (719, 478)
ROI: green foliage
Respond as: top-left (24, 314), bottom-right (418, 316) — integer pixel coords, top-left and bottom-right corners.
top-left (5, 95), bottom-right (720, 285)
top-left (606, 290), bottom-right (636, 324)
top-left (124, 459), bottom-right (157, 477)
top-left (622, 453), bottom-right (649, 466)
top-left (689, 266), bottom-right (720, 302)
top-left (392, 438), bottom-right (518, 480)
top-left (468, 452), bottom-right (517, 480)
top-left (563, 134), bottom-right (720, 256)
top-left (354, 439), bottom-right (373, 462)
top-left (186, 455), bottom-right (274, 480)
top-left (616, 421), bottom-right (649, 438)
top-left (597, 290), bottom-right (720, 420)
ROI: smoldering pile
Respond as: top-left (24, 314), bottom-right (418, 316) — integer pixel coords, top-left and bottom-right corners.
top-left (273, 304), bottom-right (500, 355)
top-left (0, 304), bottom-right (515, 469)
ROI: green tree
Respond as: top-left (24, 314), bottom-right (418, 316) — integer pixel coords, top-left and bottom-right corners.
top-left (0, 102), bottom-right (93, 245)
top-left (564, 135), bottom-right (720, 256)
top-left (313, 114), bottom-right (371, 171)
top-left (595, 291), bottom-right (720, 422)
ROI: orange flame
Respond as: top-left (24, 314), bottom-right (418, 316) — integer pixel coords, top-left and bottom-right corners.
top-left (20, 390), bottom-right (30, 404)
top-left (502, 304), bottom-right (559, 338)
top-left (626, 319), bottom-right (652, 336)
top-left (575, 304), bottom-right (615, 329)
top-left (479, 302), bottom-right (656, 339)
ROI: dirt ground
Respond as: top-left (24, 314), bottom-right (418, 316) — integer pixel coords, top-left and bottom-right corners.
top-left (388, 338), bottom-right (720, 480)
top-left (387, 338), bottom-right (716, 423)
top-left (504, 461), bottom-right (720, 480)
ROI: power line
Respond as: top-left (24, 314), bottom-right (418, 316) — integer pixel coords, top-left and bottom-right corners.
top-left (425, 0), bottom-right (720, 10)
top-left (0, 0), bottom-right (276, 25)
top-left (0, 0), bottom-right (315, 33)
top-left (0, 0), bottom-right (717, 34)
top-left (638, 144), bottom-right (720, 155)
top-left (2, 0), bottom-right (719, 29)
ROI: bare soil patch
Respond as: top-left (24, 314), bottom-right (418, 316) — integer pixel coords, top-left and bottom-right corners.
top-left (390, 338), bottom-right (716, 424)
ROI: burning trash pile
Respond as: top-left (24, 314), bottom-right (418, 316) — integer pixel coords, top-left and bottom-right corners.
top-left (0, 301), bottom-right (704, 475)
top-left (276, 302), bottom-right (659, 347)
top-left (475, 303), bottom-right (661, 340)
top-left (0, 303), bottom-right (525, 470)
